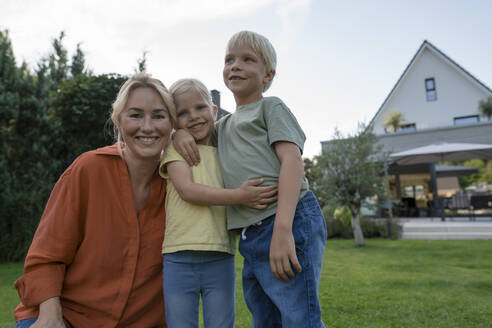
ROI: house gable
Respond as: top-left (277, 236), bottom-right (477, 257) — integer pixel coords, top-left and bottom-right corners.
top-left (370, 40), bottom-right (492, 135)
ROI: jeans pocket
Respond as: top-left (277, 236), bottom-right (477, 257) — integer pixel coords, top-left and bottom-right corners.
top-left (292, 210), bottom-right (310, 269)
top-left (307, 204), bottom-right (327, 241)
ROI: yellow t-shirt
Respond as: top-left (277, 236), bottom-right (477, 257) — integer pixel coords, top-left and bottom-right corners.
top-left (159, 144), bottom-right (236, 255)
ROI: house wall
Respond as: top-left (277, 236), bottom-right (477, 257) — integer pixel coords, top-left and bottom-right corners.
top-left (372, 47), bottom-right (491, 135)
top-left (374, 121), bottom-right (492, 154)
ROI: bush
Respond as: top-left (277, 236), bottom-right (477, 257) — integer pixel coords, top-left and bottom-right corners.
top-left (325, 206), bottom-right (402, 239)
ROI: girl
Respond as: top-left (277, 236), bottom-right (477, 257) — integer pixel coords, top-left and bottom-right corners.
top-left (159, 78), bottom-right (276, 328)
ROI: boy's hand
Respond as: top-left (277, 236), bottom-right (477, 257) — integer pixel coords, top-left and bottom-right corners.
top-left (269, 224), bottom-right (302, 281)
top-left (173, 129), bottom-right (200, 166)
top-left (238, 178), bottom-right (277, 209)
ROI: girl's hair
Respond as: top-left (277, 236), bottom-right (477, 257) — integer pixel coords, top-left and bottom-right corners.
top-left (169, 78), bottom-right (214, 107)
top-left (226, 30), bottom-right (277, 92)
top-left (111, 73), bottom-right (176, 143)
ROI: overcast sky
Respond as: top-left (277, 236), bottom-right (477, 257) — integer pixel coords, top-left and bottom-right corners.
top-left (2, 0), bottom-right (492, 158)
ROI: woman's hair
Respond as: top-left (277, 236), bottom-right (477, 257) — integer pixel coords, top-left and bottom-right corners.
top-left (169, 78), bottom-right (214, 107)
top-left (111, 73), bottom-right (176, 143)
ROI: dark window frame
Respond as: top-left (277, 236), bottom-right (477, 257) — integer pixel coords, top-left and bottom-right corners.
top-left (399, 123), bottom-right (417, 132)
top-left (453, 115), bottom-right (480, 126)
top-left (425, 77), bottom-right (437, 101)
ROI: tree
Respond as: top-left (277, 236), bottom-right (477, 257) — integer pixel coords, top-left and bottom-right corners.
top-left (47, 31), bottom-right (69, 88)
top-left (479, 97), bottom-right (492, 120)
top-left (304, 156), bottom-right (329, 208)
top-left (0, 30), bottom-right (122, 261)
top-left (0, 29), bottom-right (20, 260)
top-left (49, 73), bottom-right (127, 176)
top-left (135, 50), bottom-right (148, 73)
top-left (317, 124), bottom-right (386, 246)
top-left (70, 43), bottom-right (88, 77)
top-left (383, 110), bottom-right (406, 132)
top-left (0, 30), bottom-right (55, 261)
top-left (458, 159), bottom-right (492, 188)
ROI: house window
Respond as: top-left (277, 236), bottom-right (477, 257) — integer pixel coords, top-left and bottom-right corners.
top-left (403, 185), bottom-right (424, 198)
top-left (454, 115), bottom-right (479, 126)
top-left (399, 123), bottom-right (416, 132)
top-left (425, 78), bottom-right (437, 101)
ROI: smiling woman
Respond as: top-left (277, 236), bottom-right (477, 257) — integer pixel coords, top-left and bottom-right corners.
top-left (13, 73), bottom-right (176, 328)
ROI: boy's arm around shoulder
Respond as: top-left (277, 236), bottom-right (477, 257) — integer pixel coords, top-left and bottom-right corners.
top-left (172, 129), bottom-right (200, 166)
top-left (173, 117), bottom-right (224, 166)
top-left (269, 141), bottom-right (304, 281)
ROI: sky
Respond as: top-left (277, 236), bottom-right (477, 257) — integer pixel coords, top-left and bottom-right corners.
top-left (1, 0), bottom-right (492, 158)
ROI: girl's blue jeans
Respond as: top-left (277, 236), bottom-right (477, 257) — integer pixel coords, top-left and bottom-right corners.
top-left (14, 319), bottom-right (36, 328)
top-left (14, 319), bottom-right (69, 328)
top-left (239, 191), bottom-right (327, 328)
top-left (162, 251), bottom-right (235, 328)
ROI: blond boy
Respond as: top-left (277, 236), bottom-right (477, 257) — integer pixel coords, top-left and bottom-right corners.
top-left (175, 31), bottom-right (326, 327)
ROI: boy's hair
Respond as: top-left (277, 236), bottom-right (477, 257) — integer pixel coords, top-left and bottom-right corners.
top-left (226, 30), bottom-right (277, 92)
top-left (111, 73), bottom-right (176, 143)
top-left (169, 78), bottom-right (214, 107)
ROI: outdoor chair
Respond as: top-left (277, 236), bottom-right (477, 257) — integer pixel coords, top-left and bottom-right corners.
top-left (448, 193), bottom-right (473, 219)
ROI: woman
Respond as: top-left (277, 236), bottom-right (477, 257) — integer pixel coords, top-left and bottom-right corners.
top-left (13, 73), bottom-right (175, 328)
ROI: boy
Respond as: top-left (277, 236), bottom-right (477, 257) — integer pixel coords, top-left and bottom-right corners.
top-left (176, 31), bottom-right (327, 327)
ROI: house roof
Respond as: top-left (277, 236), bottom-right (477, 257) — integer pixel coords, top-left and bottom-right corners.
top-left (368, 40), bottom-right (492, 129)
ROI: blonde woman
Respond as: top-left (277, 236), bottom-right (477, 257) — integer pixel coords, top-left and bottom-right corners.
top-left (14, 73), bottom-right (175, 328)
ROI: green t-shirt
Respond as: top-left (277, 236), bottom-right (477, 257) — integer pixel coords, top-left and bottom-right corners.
top-left (215, 96), bottom-right (309, 229)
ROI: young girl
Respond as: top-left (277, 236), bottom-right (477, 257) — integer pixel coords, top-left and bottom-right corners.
top-left (159, 78), bottom-right (277, 328)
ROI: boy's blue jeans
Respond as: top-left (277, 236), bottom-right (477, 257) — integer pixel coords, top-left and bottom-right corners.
top-left (239, 191), bottom-right (327, 328)
top-left (162, 251), bottom-right (235, 328)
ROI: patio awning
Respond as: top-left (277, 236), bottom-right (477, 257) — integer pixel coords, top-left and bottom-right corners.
top-left (390, 142), bottom-right (492, 165)
top-left (387, 163), bottom-right (478, 177)
top-left (387, 142), bottom-right (492, 220)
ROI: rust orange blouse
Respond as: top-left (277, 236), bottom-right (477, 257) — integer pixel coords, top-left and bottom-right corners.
top-left (14, 144), bottom-right (167, 328)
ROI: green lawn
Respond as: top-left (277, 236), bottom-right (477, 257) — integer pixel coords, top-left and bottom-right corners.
top-left (2, 239), bottom-right (492, 328)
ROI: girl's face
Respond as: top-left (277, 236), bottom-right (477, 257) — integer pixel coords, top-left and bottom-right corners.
top-left (118, 87), bottom-right (173, 162)
top-left (174, 89), bottom-right (217, 146)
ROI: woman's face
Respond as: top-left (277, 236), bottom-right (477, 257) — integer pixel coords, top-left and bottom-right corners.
top-left (118, 87), bottom-right (173, 162)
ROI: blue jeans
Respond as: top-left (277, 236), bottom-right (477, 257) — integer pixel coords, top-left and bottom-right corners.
top-left (14, 319), bottom-right (69, 328)
top-left (239, 191), bottom-right (327, 328)
top-left (14, 319), bottom-right (36, 328)
top-left (162, 251), bottom-right (235, 328)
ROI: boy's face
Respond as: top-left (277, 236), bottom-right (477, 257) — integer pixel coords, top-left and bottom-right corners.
top-left (223, 44), bottom-right (274, 106)
top-left (174, 89), bottom-right (217, 146)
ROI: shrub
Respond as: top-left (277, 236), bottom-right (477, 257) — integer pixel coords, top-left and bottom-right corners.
top-left (325, 206), bottom-right (402, 239)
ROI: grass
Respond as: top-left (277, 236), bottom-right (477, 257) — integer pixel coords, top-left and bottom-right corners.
top-left (2, 239), bottom-right (492, 327)
top-left (0, 263), bottom-right (24, 328)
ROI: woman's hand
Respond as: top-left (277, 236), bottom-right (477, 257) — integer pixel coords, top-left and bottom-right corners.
top-left (31, 297), bottom-right (65, 328)
top-left (173, 129), bottom-right (200, 166)
top-left (237, 179), bottom-right (277, 209)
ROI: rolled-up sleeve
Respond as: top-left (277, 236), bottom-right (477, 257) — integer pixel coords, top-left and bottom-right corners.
top-left (15, 165), bottom-right (84, 307)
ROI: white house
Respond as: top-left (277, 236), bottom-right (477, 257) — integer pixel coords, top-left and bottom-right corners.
top-left (321, 40), bottom-right (492, 216)
top-left (366, 40), bottom-right (492, 154)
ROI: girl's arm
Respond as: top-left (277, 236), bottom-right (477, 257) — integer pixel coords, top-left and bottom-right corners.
top-left (167, 160), bottom-right (277, 209)
top-left (269, 141), bottom-right (304, 281)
